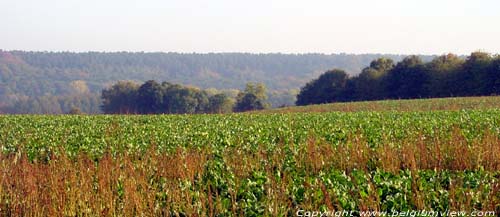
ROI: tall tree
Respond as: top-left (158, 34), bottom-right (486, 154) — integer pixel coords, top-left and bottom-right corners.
top-left (234, 83), bottom-right (269, 112)
top-left (101, 81), bottom-right (139, 114)
top-left (137, 80), bottom-right (164, 114)
top-left (383, 56), bottom-right (428, 99)
top-left (163, 85), bottom-right (209, 114)
top-left (207, 93), bottom-right (234, 114)
top-left (489, 57), bottom-right (500, 95)
top-left (296, 69), bottom-right (348, 105)
top-left (425, 54), bottom-right (464, 97)
top-left (352, 58), bottom-right (394, 100)
top-left (455, 51), bottom-right (493, 96)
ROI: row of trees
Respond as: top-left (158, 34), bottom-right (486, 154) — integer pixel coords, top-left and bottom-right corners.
top-left (101, 81), bottom-right (269, 114)
top-left (297, 52), bottom-right (500, 105)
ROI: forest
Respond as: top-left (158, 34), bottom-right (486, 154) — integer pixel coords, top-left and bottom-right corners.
top-left (0, 51), bottom-right (413, 114)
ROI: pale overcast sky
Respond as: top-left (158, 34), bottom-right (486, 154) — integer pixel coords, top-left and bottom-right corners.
top-left (1, 0), bottom-right (499, 55)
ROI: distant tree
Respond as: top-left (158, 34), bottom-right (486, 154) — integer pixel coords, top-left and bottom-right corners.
top-left (234, 93), bottom-right (264, 112)
top-left (207, 93), bottom-right (234, 113)
top-left (296, 69), bottom-right (348, 105)
top-left (170, 87), bottom-right (206, 113)
top-left (424, 54), bottom-right (464, 97)
top-left (352, 58), bottom-right (394, 100)
top-left (383, 56), bottom-right (428, 99)
top-left (137, 80), bottom-right (164, 114)
top-left (204, 88), bottom-right (220, 96)
top-left (101, 81), bottom-right (139, 114)
top-left (455, 51), bottom-right (493, 96)
top-left (160, 83), bottom-right (210, 114)
top-left (370, 57), bottom-right (395, 72)
top-left (243, 82), bottom-right (268, 102)
top-left (193, 89), bottom-right (210, 112)
top-left (234, 83), bottom-right (269, 112)
top-left (489, 57), bottom-right (500, 95)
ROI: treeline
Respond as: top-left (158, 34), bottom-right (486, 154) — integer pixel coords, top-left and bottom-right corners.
top-left (101, 81), bottom-right (269, 114)
top-left (297, 52), bottom-right (500, 105)
top-left (1, 51), bottom-right (412, 112)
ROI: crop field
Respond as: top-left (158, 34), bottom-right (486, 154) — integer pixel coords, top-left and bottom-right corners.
top-left (1, 99), bottom-right (500, 215)
top-left (263, 96), bottom-right (500, 113)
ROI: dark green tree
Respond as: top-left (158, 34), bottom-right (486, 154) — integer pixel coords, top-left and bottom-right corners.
top-left (173, 88), bottom-right (206, 114)
top-left (137, 80), bottom-right (164, 114)
top-left (207, 93), bottom-right (234, 113)
top-left (455, 52), bottom-right (493, 96)
top-left (489, 57), bottom-right (500, 94)
top-left (161, 83), bottom-right (210, 114)
top-left (234, 93), bottom-right (264, 112)
top-left (234, 83), bottom-right (269, 112)
top-left (352, 58), bottom-right (394, 100)
top-left (101, 81), bottom-right (139, 114)
top-left (424, 54), bottom-right (464, 97)
top-left (296, 69), bottom-right (348, 105)
top-left (383, 56), bottom-right (428, 99)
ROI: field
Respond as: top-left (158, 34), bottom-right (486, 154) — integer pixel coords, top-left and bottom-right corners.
top-left (262, 96), bottom-right (500, 113)
top-left (1, 97), bottom-right (500, 216)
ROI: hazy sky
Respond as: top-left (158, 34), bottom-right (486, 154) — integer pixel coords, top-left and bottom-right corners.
top-left (1, 0), bottom-right (499, 55)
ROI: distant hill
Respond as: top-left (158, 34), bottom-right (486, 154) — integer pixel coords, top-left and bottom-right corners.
top-left (0, 50), bottom-right (433, 113)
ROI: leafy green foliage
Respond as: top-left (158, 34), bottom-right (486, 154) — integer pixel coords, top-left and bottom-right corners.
top-left (298, 52), bottom-right (500, 105)
top-left (101, 80), bottom-right (236, 114)
top-left (1, 109), bottom-right (500, 160)
top-left (234, 83), bottom-right (270, 112)
top-left (207, 94), bottom-right (234, 114)
top-left (101, 80), bottom-right (139, 114)
top-left (1, 107), bottom-right (500, 213)
top-left (296, 69), bottom-right (349, 105)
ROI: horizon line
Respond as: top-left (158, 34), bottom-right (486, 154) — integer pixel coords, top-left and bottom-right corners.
top-left (3, 49), bottom-right (498, 57)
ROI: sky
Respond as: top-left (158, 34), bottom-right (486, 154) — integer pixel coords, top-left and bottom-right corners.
top-left (1, 0), bottom-right (500, 55)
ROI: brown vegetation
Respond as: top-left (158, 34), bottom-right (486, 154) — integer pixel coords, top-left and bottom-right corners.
top-left (0, 128), bottom-right (499, 216)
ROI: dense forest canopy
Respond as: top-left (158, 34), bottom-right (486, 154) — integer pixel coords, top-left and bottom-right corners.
top-left (297, 52), bottom-right (500, 106)
top-left (0, 50), bottom-right (418, 113)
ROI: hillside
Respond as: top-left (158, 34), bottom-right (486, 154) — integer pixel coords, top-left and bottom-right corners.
top-left (0, 51), bottom-right (435, 113)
